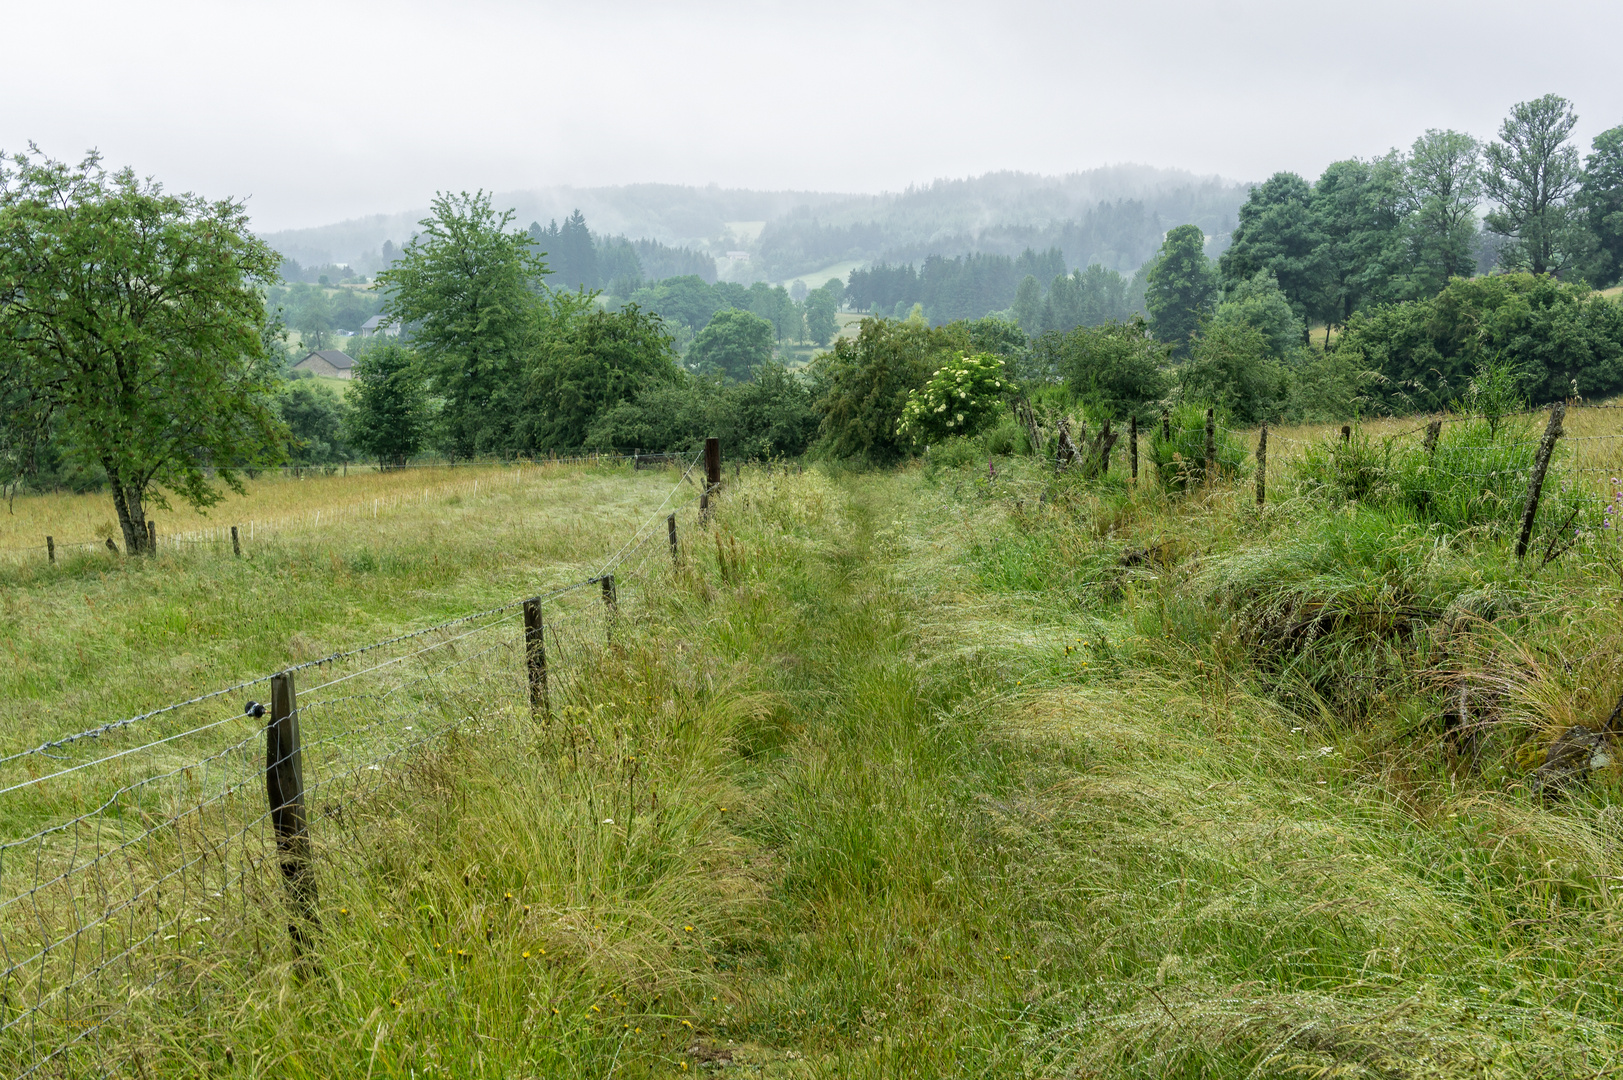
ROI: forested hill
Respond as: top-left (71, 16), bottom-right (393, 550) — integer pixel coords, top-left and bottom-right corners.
top-left (257, 166), bottom-right (1248, 285)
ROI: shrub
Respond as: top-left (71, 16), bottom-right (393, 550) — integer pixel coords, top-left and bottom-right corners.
top-left (1146, 403), bottom-right (1248, 490)
top-left (898, 352), bottom-right (1012, 447)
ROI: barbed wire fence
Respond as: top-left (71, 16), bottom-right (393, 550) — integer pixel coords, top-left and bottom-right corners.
top-left (0, 443), bottom-right (724, 1078)
top-left (988, 401), bottom-right (1623, 559)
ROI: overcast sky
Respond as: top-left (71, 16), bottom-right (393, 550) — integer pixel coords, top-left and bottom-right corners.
top-left (5, 0), bottom-right (1621, 232)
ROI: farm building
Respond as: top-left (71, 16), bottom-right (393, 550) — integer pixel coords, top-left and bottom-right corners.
top-left (292, 349), bottom-right (357, 379)
top-left (360, 314), bottom-right (400, 338)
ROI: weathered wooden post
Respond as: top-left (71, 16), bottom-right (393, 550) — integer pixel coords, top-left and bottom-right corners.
top-left (146, 521), bottom-right (157, 553)
top-left (264, 674), bottom-right (318, 957)
top-left (1516, 402), bottom-right (1566, 563)
top-left (46, 536), bottom-right (54, 564)
top-left (523, 597), bottom-right (548, 715)
top-left (701, 436), bottom-right (721, 522)
top-left (1204, 408), bottom-right (1216, 485)
top-left (667, 513), bottom-right (679, 567)
top-left (105, 538), bottom-right (118, 554)
top-left (231, 525), bottom-right (241, 557)
top-left (1423, 419), bottom-right (1442, 457)
top-left (1128, 414), bottom-right (1138, 483)
top-left (601, 573), bottom-right (617, 641)
top-left (1340, 424), bottom-right (1351, 445)
top-left (1256, 425), bottom-right (1268, 507)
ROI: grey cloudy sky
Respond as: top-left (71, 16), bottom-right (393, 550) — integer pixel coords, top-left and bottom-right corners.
top-left (5, 0), bottom-right (1621, 232)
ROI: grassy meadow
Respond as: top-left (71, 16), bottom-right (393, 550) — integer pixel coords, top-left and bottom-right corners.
top-left (7, 418), bottom-right (1623, 1076)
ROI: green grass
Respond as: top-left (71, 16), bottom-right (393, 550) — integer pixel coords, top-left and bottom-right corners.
top-left (6, 453), bottom-right (1623, 1076)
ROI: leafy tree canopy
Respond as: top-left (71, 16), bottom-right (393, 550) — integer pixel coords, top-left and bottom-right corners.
top-left (376, 190), bottom-right (550, 457)
top-left (1036, 317), bottom-right (1170, 422)
top-left (529, 304), bottom-right (683, 450)
top-left (344, 342), bottom-right (430, 468)
top-left (688, 309), bottom-right (775, 381)
top-left (808, 317), bottom-right (960, 464)
top-left (1146, 225), bottom-right (1217, 357)
top-left (1335, 272), bottom-right (1623, 410)
top-left (0, 149), bottom-right (284, 553)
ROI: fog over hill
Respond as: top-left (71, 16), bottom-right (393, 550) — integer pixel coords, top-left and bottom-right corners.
top-left (259, 166), bottom-right (1250, 285)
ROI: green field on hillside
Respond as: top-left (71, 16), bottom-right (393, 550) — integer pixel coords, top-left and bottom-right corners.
top-left (6, 443), bottom-right (1623, 1077)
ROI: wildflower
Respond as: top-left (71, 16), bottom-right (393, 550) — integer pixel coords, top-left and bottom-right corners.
top-left (592, 1004), bottom-right (601, 1013)
top-left (682, 1019), bottom-right (693, 1028)
top-left (603, 818), bottom-right (614, 824)
top-left (684, 925), bottom-right (695, 932)
top-left (523, 951), bottom-right (531, 959)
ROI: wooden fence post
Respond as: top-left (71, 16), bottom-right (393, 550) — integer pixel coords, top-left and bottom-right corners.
top-left (106, 538), bottom-right (118, 554)
top-left (667, 513), bottom-right (679, 567)
top-left (46, 536), bottom-right (54, 564)
top-left (1423, 419), bottom-right (1442, 457)
top-left (523, 597), bottom-right (548, 715)
top-left (1256, 425), bottom-right (1268, 507)
top-left (146, 521), bottom-right (156, 553)
top-left (1516, 402), bottom-right (1566, 562)
top-left (702, 437), bottom-right (721, 522)
top-left (231, 525), bottom-right (241, 557)
top-left (1204, 408), bottom-right (1215, 485)
top-left (266, 672), bottom-right (318, 957)
top-left (1128, 414), bottom-right (1138, 483)
top-left (600, 573), bottom-right (618, 641)
top-left (1340, 424), bottom-right (1351, 444)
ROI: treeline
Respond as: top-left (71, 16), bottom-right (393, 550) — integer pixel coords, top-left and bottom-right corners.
top-left (845, 249), bottom-right (1066, 321)
top-left (614, 275), bottom-right (845, 350)
top-left (1221, 94), bottom-right (1623, 333)
top-left (525, 212), bottom-right (717, 293)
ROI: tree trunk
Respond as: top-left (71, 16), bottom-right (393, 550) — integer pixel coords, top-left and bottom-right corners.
top-left (106, 464), bottom-right (148, 554)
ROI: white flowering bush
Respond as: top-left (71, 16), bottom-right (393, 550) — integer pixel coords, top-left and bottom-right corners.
top-left (898, 352), bottom-right (1012, 448)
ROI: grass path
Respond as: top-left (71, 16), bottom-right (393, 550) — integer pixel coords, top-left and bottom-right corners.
top-left (8, 464), bottom-right (1623, 1076)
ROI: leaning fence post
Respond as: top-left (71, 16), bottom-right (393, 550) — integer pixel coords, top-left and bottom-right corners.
top-left (1256, 425), bottom-right (1268, 507)
top-left (46, 536), bottom-right (54, 564)
top-left (1128, 414), bottom-right (1138, 483)
top-left (1516, 402), bottom-right (1566, 563)
top-left (667, 513), bottom-right (679, 567)
top-left (265, 672), bottom-right (318, 957)
top-left (523, 597), bottom-right (548, 715)
top-left (1204, 408), bottom-right (1216, 485)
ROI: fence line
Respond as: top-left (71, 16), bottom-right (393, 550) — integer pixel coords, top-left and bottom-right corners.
top-left (0, 438), bottom-right (734, 1077)
top-left (0, 449), bottom-right (698, 565)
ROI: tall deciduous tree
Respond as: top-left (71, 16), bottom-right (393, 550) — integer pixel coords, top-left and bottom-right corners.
top-left (1219, 173), bottom-right (1325, 321)
top-left (688, 309), bottom-right (775, 380)
top-left (376, 191), bottom-right (549, 457)
top-left (528, 304), bottom-right (682, 449)
top-left (344, 343), bottom-right (429, 468)
top-left (0, 149), bottom-right (284, 554)
top-left (1397, 129), bottom-right (1484, 294)
top-left (1581, 125), bottom-right (1623, 287)
top-left (1484, 94), bottom-right (1589, 277)
top-left (1146, 225), bottom-right (1217, 357)
top-left (804, 285), bottom-right (840, 346)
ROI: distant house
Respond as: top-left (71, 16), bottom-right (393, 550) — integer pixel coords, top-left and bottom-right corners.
top-left (292, 349), bottom-right (357, 379)
top-left (360, 314), bottom-right (400, 338)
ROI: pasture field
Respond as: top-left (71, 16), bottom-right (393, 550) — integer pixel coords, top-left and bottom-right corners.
top-left (7, 423), bottom-right (1623, 1077)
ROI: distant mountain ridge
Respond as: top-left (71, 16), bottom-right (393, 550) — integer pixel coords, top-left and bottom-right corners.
top-left (258, 167), bottom-right (1251, 284)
